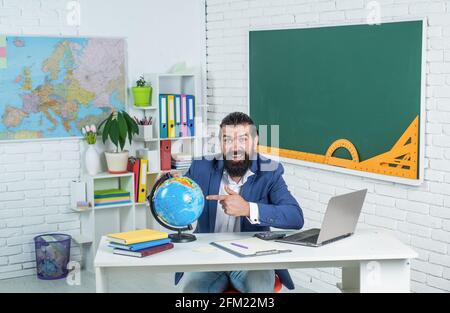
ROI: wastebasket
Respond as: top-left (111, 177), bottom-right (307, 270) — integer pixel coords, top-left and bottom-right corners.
top-left (34, 233), bottom-right (71, 280)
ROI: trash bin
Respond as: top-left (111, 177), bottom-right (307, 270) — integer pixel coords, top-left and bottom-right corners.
top-left (34, 233), bottom-right (71, 280)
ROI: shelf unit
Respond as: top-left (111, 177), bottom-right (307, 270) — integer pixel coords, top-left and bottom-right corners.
top-left (72, 172), bottom-right (136, 272)
top-left (72, 72), bottom-right (208, 271)
top-left (131, 72), bottom-right (208, 156)
top-left (130, 72), bottom-right (208, 231)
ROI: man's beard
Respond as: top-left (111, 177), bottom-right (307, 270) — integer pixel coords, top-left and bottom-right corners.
top-left (223, 151), bottom-right (251, 177)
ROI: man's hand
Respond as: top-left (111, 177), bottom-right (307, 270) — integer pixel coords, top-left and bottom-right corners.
top-left (206, 185), bottom-right (250, 217)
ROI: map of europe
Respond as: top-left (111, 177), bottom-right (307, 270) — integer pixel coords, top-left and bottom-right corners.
top-left (0, 36), bottom-right (126, 140)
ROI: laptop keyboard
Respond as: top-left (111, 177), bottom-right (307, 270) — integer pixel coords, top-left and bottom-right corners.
top-left (283, 229), bottom-right (320, 243)
top-left (281, 229), bottom-right (353, 245)
top-left (301, 234), bottom-right (319, 243)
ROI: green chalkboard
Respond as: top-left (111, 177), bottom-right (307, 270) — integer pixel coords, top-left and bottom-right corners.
top-left (250, 20), bottom-right (424, 182)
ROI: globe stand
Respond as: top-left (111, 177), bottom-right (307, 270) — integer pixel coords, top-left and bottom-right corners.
top-left (169, 230), bottom-right (196, 243)
top-left (148, 173), bottom-right (201, 243)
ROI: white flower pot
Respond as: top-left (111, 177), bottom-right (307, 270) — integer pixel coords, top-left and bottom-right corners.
top-left (85, 145), bottom-right (101, 175)
top-left (138, 125), bottom-right (153, 141)
top-left (105, 151), bottom-right (129, 174)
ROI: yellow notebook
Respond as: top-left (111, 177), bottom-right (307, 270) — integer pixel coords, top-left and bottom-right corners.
top-left (107, 229), bottom-right (168, 245)
top-left (137, 159), bottom-right (148, 203)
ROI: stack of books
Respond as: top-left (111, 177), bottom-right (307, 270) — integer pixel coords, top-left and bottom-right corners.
top-left (171, 153), bottom-right (192, 170)
top-left (94, 189), bottom-right (131, 207)
top-left (107, 229), bottom-right (173, 258)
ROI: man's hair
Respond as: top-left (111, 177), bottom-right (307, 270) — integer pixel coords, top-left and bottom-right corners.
top-left (219, 112), bottom-right (258, 137)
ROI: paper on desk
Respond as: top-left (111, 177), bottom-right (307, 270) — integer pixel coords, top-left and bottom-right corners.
top-left (211, 237), bottom-right (291, 257)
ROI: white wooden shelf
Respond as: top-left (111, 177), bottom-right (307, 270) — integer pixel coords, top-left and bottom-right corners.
top-left (71, 207), bottom-right (92, 213)
top-left (135, 202), bottom-right (149, 206)
top-left (132, 105), bottom-right (157, 110)
top-left (75, 171), bottom-right (136, 272)
top-left (74, 72), bottom-right (206, 273)
top-left (160, 136), bottom-right (196, 141)
top-left (132, 72), bottom-right (208, 182)
top-left (72, 235), bottom-right (93, 245)
top-left (146, 168), bottom-right (189, 175)
top-left (88, 172), bottom-right (134, 179)
top-left (134, 137), bottom-right (159, 142)
top-left (135, 135), bottom-right (210, 143)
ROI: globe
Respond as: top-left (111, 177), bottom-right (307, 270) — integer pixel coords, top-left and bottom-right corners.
top-left (149, 174), bottom-right (205, 242)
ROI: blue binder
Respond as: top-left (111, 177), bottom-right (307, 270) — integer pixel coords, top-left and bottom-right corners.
top-left (159, 94), bottom-right (168, 139)
top-left (175, 95), bottom-right (181, 137)
top-left (187, 95), bottom-right (195, 137)
top-left (108, 238), bottom-right (171, 251)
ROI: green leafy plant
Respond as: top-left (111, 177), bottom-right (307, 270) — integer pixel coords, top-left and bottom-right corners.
top-left (98, 111), bottom-right (139, 153)
top-left (136, 75), bottom-right (150, 88)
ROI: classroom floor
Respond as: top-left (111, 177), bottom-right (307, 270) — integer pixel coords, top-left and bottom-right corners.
top-left (0, 271), bottom-right (314, 293)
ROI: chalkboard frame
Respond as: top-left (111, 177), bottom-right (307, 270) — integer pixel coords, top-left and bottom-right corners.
top-left (248, 18), bottom-right (427, 186)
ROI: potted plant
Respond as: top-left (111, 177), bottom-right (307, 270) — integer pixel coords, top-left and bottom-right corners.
top-left (98, 110), bottom-right (139, 173)
top-left (132, 75), bottom-right (152, 107)
top-left (82, 124), bottom-right (102, 175)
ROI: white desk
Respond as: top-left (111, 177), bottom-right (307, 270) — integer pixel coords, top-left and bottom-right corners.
top-left (94, 229), bottom-right (417, 293)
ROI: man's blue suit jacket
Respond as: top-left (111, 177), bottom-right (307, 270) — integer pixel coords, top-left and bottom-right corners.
top-left (175, 153), bottom-right (304, 290)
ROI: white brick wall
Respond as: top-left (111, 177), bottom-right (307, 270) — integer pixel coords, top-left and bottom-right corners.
top-left (0, 0), bottom-right (83, 280)
top-left (0, 140), bottom-right (80, 279)
top-left (0, 0), bottom-right (206, 282)
top-left (0, 139), bottom-right (83, 280)
top-left (205, 0), bottom-right (450, 292)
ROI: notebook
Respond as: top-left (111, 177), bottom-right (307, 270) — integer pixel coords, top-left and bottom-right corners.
top-left (113, 243), bottom-right (174, 258)
top-left (107, 229), bottom-right (168, 245)
top-left (108, 238), bottom-right (172, 251)
top-left (210, 237), bottom-right (292, 257)
top-left (94, 189), bottom-right (130, 198)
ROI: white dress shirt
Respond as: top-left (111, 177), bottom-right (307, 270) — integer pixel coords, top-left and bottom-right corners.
top-left (214, 169), bottom-right (260, 233)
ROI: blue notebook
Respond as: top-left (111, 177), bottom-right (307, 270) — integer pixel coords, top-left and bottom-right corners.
top-left (108, 238), bottom-right (171, 251)
top-left (94, 200), bottom-right (131, 207)
top-left (94, 193), bottom-right (130, 199)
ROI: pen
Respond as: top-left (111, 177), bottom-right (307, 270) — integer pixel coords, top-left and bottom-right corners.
top-left (231, 242), bottom-right (248, 249)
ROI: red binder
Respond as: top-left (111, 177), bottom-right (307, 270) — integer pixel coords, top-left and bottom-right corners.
top-left (113, 243), bottom-right (174, 258)
top-left (127, 157), bottom-right (140, 202)
top-left (160, 140), bottom-right (171, 171)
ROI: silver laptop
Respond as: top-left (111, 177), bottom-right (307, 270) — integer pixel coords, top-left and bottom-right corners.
top-left (276, 189), bottom-right (367, 247)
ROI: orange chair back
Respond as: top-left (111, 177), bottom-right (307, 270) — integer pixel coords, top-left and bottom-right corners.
top-left (224, 274), bottom-right (282, 293)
